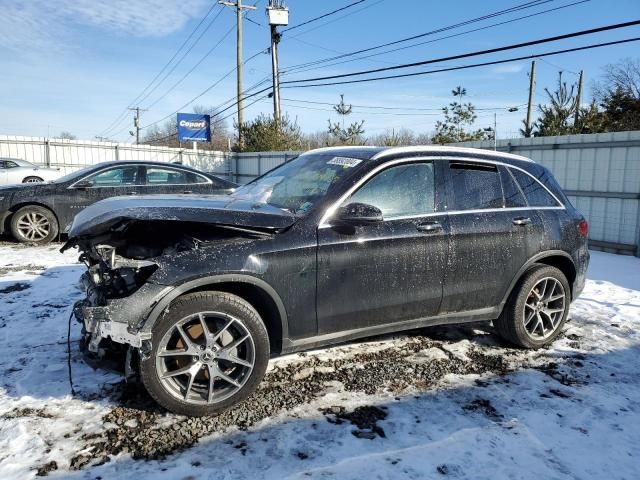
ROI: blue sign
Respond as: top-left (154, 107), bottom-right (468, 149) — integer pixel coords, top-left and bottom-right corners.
top-left (177, 113), bottom-right (211, 142)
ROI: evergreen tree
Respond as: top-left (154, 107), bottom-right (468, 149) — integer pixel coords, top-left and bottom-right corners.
top-left (431, 86), bottom-right (487, 144)
top-left (327, 94), bottom-right (365, 145)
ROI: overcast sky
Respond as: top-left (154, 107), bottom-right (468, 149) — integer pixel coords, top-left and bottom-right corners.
top-left (1, 0), bottom-right (639, 142)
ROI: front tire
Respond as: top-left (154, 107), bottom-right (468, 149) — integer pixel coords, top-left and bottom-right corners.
top-left (494, 264), bottom-right (570, 349)
top-left (10, 205), bottom-right (59, 244)
top-left (140, 291), bottom-right (270, 416)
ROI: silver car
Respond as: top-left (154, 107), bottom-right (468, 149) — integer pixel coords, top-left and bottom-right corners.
top-left (0, 158), bottom-right (62, 185)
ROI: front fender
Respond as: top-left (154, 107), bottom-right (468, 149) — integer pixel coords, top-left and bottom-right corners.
top-left (136, 274), bottom-right (289, 342)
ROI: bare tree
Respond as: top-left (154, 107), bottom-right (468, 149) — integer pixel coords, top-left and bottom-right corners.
top-left (593, 57), bottom-right (640, 101)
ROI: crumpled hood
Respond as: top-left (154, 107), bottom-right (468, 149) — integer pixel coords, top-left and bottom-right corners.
top-left (65, 194), bottom-right (297, 241)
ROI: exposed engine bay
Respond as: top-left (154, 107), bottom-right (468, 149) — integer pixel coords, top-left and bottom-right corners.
top-left (69, 219), bottom-right (273, 301)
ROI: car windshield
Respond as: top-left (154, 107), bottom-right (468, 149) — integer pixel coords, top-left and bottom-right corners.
top-left (231, 152), bottom-right (367, 215)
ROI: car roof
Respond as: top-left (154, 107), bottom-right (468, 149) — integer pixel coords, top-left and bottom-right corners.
top-left (374, 145), bottom-right (533, 164)
top-left (305, 145), bottom-right (532, 166)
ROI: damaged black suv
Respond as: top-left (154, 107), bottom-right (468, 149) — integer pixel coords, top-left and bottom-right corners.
top-left (65, 146), bottom-right (589, 416)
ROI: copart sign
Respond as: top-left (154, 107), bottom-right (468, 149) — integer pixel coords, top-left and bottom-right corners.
top-left (177, 113), bottom-right (211, 142)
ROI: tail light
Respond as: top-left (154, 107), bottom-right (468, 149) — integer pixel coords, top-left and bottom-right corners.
top-left (578, 219), bottom-right (589, 237)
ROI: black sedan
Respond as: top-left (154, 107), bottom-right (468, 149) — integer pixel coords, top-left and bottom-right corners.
top-left (0, 161), bottom-right (236, 244)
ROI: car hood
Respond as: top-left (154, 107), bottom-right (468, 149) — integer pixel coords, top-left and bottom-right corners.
top-left (64, 194), bottom-right (297, 244)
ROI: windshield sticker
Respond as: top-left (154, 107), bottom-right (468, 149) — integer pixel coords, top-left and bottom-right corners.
top-left (327, 157), bottom-right (362, 168)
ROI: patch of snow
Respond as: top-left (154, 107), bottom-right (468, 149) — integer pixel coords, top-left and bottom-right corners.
top-left (0, 244), bottom-right (638, 479)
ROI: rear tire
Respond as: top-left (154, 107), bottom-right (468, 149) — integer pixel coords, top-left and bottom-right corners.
top-left (10, 205), bottom-right (59, 244)
top-left (22, 176), bottom-right (44, 183)
top-left (140, 291), bottom-right (270, 416)
top-left (494, 264), bottom-right (570, 349)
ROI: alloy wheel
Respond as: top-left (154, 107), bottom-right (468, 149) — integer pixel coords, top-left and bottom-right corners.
top-left (523, 277), bottom-right (566, 340)
top-left (155, 311), bottom-right (255, 405)
top-left (16, 212), bottom-right (51, 241)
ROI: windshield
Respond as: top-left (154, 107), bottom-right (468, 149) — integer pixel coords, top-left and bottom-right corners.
top-left (231, 153), bottom-right (367, 215)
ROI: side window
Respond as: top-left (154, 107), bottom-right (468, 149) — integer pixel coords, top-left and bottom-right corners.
top-left (145, 167), bottom-right (208, 185)
top-left (0, 161), bottom-right (5, 169)
top-left (5, 161), bottom-right (19, 168)
top-left (84, 166), bottom-right (139, 187)
top-left (347, 162), bottom-right (435, 218)
top-left (510, 168), bottom-right (560, 207)
top-left (500, 167), bottom-right (527, 208)
top-left (449, 162), bottom-right (503, 210)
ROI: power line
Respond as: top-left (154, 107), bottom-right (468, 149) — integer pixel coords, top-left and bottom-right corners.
top-left (133, 6), bottom-right (226, 107)
top-left (282, 0), bottom-right (366, 32)
top-left (282, 20), bottom-right (640, 85)
top-left (284, 0), bottom-right (589, 76)
top-left (283, 0), bottom-right (555, 72)
top-left (280, 37), bottom-right (640, 88)
top-left (281, 97), bottom-right (527, 112)
top-left (138, 66), bottom-right (270, 132)
top-left (144, 23), bottom-right (236, 109)
top-left (98, 3), bottom-right (222, 136)
top-left (288, 0), bottom-right (387, 38)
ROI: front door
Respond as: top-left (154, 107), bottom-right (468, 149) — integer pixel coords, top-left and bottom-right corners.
top-left (0, 161), bottom-right (7, 184)
top-left (60, 165), bottom-right (145, 230)
top-left (316, 160), bottom-right (448, 335)
top-left (440, 160), bottom-right (543, 313)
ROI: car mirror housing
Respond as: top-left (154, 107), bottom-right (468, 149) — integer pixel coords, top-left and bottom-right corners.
top-left (73, 180), bottom-right (93, 189)
top-left (335, 202), bottom-right (383, 225)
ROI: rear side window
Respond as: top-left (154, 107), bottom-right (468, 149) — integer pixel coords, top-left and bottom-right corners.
top-left (348, 162), bottom-right (435, 218)
top-left (510, 168), bottom-right (560, 207)
top-left (500, 167), bottom-right (527, 208)
top-left (449, 162), bottom-right (503, 210)
top-left (145, 167), bottom-right (209, 185)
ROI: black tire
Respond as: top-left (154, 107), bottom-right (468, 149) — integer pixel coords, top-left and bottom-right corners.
top-left (494, 264), bottom-right (571, 349)
top-left (10, 205), bottom-right (59, 244)
top-left (140, 291), bottom-right (270, 416)
top-left (22, 176), bottom-right (44, 183)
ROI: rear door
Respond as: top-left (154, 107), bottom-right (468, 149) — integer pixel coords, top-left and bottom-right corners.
top-left (142, 165), bottom-right (223, 195)
top-left (440, 160), bottom-right (543, 314)
top-left (316, 160), bottom-right (449, 334)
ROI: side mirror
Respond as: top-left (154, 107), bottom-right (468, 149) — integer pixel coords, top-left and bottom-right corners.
top-left (335, 202), bottom-right (383, 225)
top-left (73, 180), bottom-right (93, 190)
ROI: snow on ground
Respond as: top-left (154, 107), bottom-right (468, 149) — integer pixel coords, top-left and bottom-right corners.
top-left (0, 243), bottom-right (638, 479)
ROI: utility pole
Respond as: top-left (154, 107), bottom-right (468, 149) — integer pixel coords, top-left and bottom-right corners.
top-left (128, 107), bottom-right (147, 145)
top-left (525, 60), bottom-right (536, 137)
top-left (266, 1), bottom-right (289, 126)
top-left (220, 1), bottom-right (256, 149)
top-left (574, 69), bottom-right (584, 128)
top-left (493, 112), bottom-right (497, 151)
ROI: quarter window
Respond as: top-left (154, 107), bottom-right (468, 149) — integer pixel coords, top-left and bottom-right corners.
top-left (5, 161), bottom-right (19, 168)
top-left (501, 167), bottom-right (527, 208)
top-left (449, 162), bottom-right (503, 210)
top-left (145, 167), bottom-right (208, 185)
top-left (347, 162), bottom-right (435, 218)
top-left (510, 168), bottom-right (560, 207)
top-left (84, 166), bottom-right (139, 187)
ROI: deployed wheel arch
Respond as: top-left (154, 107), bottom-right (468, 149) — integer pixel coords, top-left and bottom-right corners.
top-left (139, 275), bottom-right (289, 356)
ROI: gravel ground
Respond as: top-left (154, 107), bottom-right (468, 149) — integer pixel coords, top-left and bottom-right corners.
top-left (0, 244), bottom-right (638, 479)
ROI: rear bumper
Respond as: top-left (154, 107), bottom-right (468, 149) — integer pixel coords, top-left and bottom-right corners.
top-left (572, 247), bottom-right (589, 300)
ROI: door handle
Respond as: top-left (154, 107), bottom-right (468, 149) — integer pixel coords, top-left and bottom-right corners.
top-left (416, 221), bottom-right (443, 233)
top-left (512, 217), bottom-right (532, 226)
top-left (127, 192), bottom-right (138, 196)
top-left (183, 190), bottom-right (193, 194)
